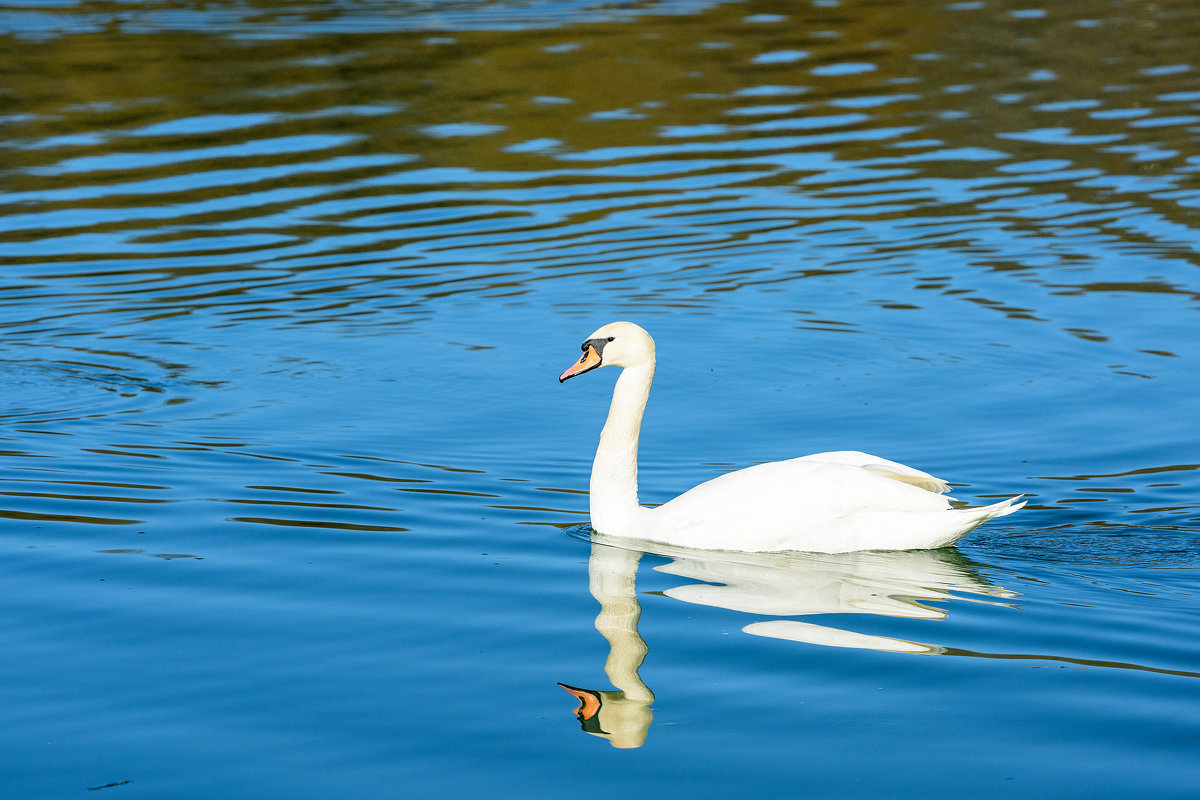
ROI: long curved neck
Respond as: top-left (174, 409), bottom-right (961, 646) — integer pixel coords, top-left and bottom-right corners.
top-left (590, 360), bottom-right (654, 532)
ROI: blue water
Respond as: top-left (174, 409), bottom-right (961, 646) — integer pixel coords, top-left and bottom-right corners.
top-left (2, 0), bottom-right (1200, 796)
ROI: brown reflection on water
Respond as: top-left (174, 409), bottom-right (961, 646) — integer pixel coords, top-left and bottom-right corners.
top-left (1, 0), bottom-right (1197, 337)
top-left (4, 0), bottom-right (1195, 194)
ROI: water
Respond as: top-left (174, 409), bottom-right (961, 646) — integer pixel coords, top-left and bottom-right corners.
top-left (2, 0), bottom-right (1199, 796)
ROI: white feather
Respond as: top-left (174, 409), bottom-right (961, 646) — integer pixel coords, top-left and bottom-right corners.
top-left (561, 322), bottom-right (1024, 553)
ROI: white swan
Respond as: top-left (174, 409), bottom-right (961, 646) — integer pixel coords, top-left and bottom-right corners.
top-left (559, 321), bottom-right (1024, 553)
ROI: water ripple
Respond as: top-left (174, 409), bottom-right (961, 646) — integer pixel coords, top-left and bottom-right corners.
top-left (0, 344), bottom-right (193, 425)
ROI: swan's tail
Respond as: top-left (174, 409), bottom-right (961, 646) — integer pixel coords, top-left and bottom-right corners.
top-left (969, 495), bottom-right (1026, 521)
top-left (928, 495), bottom-right (1025, 550)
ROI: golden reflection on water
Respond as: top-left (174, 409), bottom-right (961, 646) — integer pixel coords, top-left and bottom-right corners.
top-left (3, 0), bottom-right (1198, 342)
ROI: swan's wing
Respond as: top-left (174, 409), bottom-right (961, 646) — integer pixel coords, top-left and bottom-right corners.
top-left (655, 458), bottom-right (953, 546)
top-left (861, 464), bottom-right (951, 494)
top-left (792, 451), bottom-right (951, 494)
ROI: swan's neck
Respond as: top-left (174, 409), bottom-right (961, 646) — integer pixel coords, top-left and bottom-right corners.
top-left (590, 361), bottom-right (654, 531)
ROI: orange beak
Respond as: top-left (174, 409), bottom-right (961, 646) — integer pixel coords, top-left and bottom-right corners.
top-left (559, 345), bottom-right (602, 383)
top-left (558, 683), bottom-right (602, 720)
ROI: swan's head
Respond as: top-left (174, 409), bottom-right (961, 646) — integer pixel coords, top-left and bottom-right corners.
top-left (559, 321), bottom-right (655, 383)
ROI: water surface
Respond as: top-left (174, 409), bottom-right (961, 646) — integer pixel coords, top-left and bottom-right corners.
top-left (2, 0), bottom-right (1199, 797)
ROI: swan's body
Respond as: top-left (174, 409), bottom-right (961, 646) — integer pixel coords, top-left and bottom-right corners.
top-left (559, 321), bottom-right (1023, 554)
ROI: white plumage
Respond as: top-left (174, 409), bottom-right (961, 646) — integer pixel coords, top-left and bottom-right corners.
top-left (560, 321), bottom-right (1023, 553)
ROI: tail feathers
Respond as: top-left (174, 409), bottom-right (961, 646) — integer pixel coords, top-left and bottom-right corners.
top-left (970, 495), bottom-right (1026, 520)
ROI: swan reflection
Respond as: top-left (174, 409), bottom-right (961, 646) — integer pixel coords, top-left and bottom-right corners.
top-left (655, 543), bottom-right (1014, 653)
top-left (558, 544), bottom-right (655, 749)
top-left (559, 536), bottom-right (1014, 747)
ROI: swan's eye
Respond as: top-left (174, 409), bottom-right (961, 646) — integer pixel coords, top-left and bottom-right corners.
top-left (606, 336), bottom-right (615, 342)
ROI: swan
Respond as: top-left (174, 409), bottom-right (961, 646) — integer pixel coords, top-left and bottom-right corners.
top-left (559, 321), bottom-right (1024, 553)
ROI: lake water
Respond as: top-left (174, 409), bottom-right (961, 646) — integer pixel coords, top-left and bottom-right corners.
top-left (2, 0), bottom-right (1200, 796)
